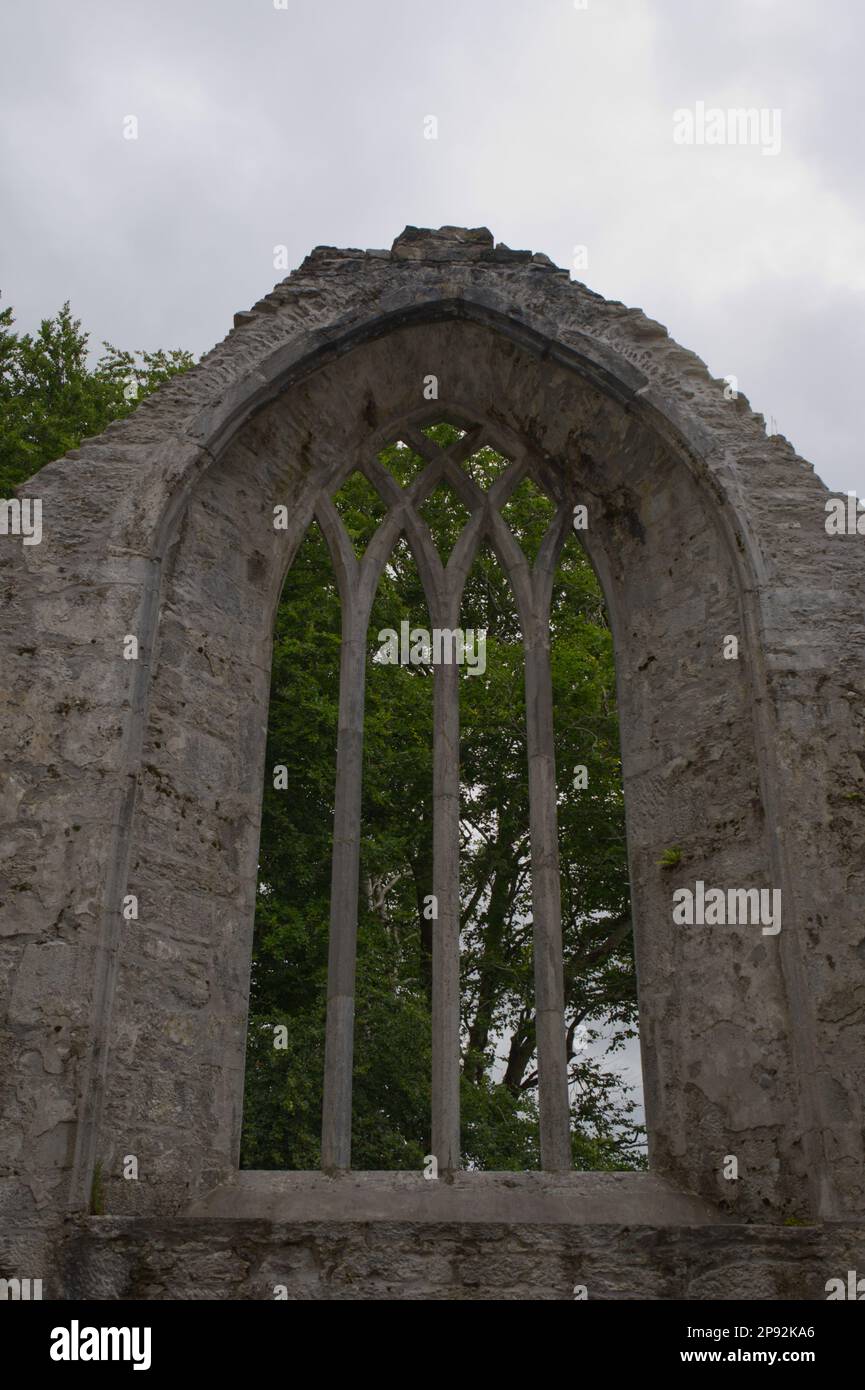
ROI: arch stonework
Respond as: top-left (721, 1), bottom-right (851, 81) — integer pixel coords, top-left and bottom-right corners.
top-left (1, 226), bottom-right (863, 1298)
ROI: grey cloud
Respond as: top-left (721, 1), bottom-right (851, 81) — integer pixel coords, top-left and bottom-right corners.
top-left (0, 0), bottom-right (861, 490)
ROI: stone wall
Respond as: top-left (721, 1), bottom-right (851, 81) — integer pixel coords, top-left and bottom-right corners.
top-left (1, 228), bottom-right (863, 1296)
top-left (25, 1219), bottom-right (865, 1301)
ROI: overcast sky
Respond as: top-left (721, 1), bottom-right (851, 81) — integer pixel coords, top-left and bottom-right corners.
top-left (1, 0), bottom-right (862, 493)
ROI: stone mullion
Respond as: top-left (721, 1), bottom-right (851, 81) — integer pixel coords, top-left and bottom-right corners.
top-left (314, 496), bottom-right (367, 1170)
top-left (487, 501), bottom-right (573, 1170)
top-left (524, 503), bottom-right (575, 1171)
top-left (427, 482), bottom-right (489, 1172)
top-left (395, 504), bottom-right (463, 1173)
top-left (431, 612), bottom-right (462, 1171)
top-left (522, 626), bottom-right (571, 1170)
top-left (320, 590), bottom-right (368, 1169)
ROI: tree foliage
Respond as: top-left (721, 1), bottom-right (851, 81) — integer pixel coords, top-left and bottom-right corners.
top-left (0, 296), bottom-right (193, 495)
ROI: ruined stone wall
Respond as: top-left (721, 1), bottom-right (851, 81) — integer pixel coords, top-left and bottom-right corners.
top-left (17, 1218), bottom-right (865, 1302)
top-left (1, 229), bottom-right (862, 1291)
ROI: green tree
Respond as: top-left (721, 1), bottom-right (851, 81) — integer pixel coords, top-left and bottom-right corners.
top-left (0, 296), bottom-right (193, 495)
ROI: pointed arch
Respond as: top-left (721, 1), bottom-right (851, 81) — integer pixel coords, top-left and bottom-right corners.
top-left (3, 233), bottom-right (857, 1228)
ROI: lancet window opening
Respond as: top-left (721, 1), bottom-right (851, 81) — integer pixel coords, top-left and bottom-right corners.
top-left (314, 419), bottom-right (577, 1172)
